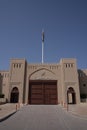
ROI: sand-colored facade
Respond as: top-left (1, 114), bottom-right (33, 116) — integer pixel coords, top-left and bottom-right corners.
top-left (0, 58), bottom-right (87, 104)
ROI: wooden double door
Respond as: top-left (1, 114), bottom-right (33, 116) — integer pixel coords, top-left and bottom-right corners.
top-left (29, 81), bottom-right (58, 105)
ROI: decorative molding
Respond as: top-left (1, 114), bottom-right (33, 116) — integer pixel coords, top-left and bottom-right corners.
top-left (30, 69), bottom-right (57, 80)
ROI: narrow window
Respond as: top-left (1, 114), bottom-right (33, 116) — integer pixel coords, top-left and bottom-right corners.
top-left (16, 64), bottom-right (18, 68)
top-left (14, 64), bottom-right (15, 68)
top-left (68, 64), bottom-right (70, 67)
top-left (19, 64), bottom-right (21, 68)
top-left (66, 64), bottom-right (67, 68)
top-left (83, 84), bottom-right (86, 87)
top-left (71, 64), bottom-right (73, 67)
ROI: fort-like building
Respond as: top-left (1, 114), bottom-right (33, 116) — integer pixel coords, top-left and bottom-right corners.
top-left (0, 58), bottom-right (87, 105)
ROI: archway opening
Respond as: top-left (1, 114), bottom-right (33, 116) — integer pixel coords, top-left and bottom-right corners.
top-left (10, 87), bottom-right (19, 103)
top-left (67, 87), bottom-right (76, 104)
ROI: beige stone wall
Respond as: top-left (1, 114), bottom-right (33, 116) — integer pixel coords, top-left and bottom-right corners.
top-left (78, 69), bottom-right (87, 95)
top-left (60, 59), bottom-right (80, 104)
top-left (9, 59), bottom-right (26, 103)
top-left (0, 71), bottom-right (9, 100)
top-left (0, 74), bottom-right (2, 93)
top-left (0, 58), bottom-right (84, 104)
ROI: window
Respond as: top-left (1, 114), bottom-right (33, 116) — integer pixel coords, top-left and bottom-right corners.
top-left (19, 64), bottom-right (21, 68)
top-left (83, 84), bottom-right (86, 87)
top-left (16, 64), bottom-right (18, 68)
top-left (66, 64), bottom-right (67, 68)
top-left (14, 64), bottom-right (15, 68)
top-left (71, 64), bottom-right (73, 67)
top-left (68, 64), bottom-right (70, 67)
top-left (65, 63), bottom-right (74, 68)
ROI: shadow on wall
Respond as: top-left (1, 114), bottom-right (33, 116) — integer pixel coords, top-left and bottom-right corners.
top-left (78, 70), bottom-right (87, 103)
top-left (0, 74), bottom-right (3, 94)
top-left (0, 74), bottom-right (6, 104)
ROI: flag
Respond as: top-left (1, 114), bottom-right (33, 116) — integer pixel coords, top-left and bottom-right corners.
top-left (42, 30), bottom-right (44, 42)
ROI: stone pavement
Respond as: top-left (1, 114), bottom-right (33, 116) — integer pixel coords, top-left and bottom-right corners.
top-left (0, 105), bottom-right (87, 130)
top-left (63, 103), bottom-right (87, 118)
top-left (0, 103), bottom-right (22, 122)
top-left (0, 103), bottom-right (87, 122)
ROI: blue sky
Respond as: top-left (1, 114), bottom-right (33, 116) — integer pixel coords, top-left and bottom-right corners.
top-left (0, 0), bottom-right (87, 70)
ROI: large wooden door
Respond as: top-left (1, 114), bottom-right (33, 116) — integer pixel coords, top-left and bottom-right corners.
top-left (29, 81), bottom-right (57, 105)
top-left (29, 83), bottom-right (44, 104)
top-left (44, 83), bottom-right (57, 104)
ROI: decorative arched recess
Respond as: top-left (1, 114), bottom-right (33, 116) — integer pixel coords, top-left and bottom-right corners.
top-left (29, 68), bottom-right (57, 80)
top-left (67, 87), bottom-right (76, 104)
top-left (10, 87), bottom-right (19, 103)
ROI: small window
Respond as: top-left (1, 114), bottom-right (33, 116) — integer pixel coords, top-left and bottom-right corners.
top-left (71, 64), bottom-right (73, 67)
top-left (68, 64), bottom-right (70, 67)
top-left (16, 64), bottom-right (18, 68)
top-left (5, 74), bottom-right (7, 77)
top-left (19, 64), bottom-right (21, 68)
top-left (83, 84), bottom-right (86, 87)
top-left (66, 64), bottom-right (67, 68)
top-left (14, 64), bottom-right (15, 68)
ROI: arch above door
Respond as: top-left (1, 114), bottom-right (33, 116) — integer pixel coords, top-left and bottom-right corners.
top-left (29, 68), bottom-right (57, 80)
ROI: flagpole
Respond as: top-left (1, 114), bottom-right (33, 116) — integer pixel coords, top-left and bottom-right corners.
top-left (42, 30), bottom-right (44, 64)
top-left (42, 40), bottom-right (44, 64)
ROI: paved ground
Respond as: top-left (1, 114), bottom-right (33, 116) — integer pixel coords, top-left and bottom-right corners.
top-left (0, 103), bottom-right (22, 121)
top-left (0, 105), bottom-right (87, 130)
top-left (67, 103), bottom-right (87, 117)
top-left (0, 103), bottom-right (87, 121)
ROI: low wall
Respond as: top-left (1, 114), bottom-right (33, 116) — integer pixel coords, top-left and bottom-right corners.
top-left (81, 98), bottom-right (87, 103)
top-left (0, 98), bottom-right (6, 104)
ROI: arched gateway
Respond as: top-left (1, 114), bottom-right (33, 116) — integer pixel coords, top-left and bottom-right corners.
top-left (67, 87), bottom-right (76, 104)
top-left (10, 87), bottom-right (19, 103)
top-left (28, 69), bottom-right (58, 105)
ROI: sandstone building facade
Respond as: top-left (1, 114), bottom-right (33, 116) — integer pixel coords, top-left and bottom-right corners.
top-left (0, 58), bottom-right (87, 104)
